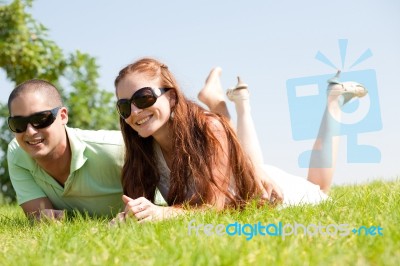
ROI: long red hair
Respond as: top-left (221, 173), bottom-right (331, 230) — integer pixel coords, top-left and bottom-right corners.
top-left (115, 58), bottom-right (261, 208)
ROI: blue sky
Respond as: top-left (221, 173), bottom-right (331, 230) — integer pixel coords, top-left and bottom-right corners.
top-left (1, 0), bottom-right (399, 185)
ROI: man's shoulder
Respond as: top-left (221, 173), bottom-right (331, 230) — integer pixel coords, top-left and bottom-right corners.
top-left (7, 138), bottom-right (22, 158)
top-left (67, 127), bottom-right (124, 146)
top-left (8, 137), bottom-right (19, 150)
top-left (7, 138), bottom-right (33, 166)
top-left (67, 127), bottom-right (124, 170)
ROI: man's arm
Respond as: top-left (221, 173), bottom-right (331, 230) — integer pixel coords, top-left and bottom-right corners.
top-left (20, 197), bottom-right (65, 221)
top-left (8, 140), bottom-right (65, 221)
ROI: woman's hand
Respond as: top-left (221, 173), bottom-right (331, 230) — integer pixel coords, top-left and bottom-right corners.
top-left (123, 195), bottom-right (163, 222)
top-left (110, 195), bottom-right (187, 226)
top-left (122, 195), bottom-right (183, 223)
top-left (258, 173), bottom-right (284, 204)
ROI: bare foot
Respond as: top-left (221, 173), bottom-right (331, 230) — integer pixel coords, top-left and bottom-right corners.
top-left (198, 67), bottom-right (226, 111)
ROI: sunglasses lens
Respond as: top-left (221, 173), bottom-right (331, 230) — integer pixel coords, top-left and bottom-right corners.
top-left (8, 117), bottom-right (28, 133)
top-left (117, 100), bottom-right (132, 119)
top-left (132, 88), bottom-right (157, 109)
top-left (30, 112), bottom-right (55, 129)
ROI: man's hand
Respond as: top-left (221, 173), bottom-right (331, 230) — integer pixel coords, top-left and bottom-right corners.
top-left (36, 209), bottom-right (65, 221)
top-left (21, 197), bottom-right (64, 222)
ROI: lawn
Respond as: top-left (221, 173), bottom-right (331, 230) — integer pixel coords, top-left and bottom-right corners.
top-left (0, 179), bottom-right (399, 266)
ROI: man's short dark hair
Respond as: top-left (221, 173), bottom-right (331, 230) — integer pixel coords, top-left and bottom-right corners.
top-left (8, 79), bottom-right (63, 114)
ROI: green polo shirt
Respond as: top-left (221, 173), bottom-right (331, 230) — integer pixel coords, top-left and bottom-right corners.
top-left (7, 126), bottom-right (125, 217)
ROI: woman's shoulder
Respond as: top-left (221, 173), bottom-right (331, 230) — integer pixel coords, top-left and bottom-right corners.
top-left (204, 114), bottom-right (226, 132)
top-left (201, 114), bottom-right (231, 144)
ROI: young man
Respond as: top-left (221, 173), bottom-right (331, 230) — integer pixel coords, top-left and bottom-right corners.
top-left (7, 79), bottom-right (125, 220)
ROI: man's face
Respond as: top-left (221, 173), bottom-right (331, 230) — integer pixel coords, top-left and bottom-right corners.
top-left (9, 91), bottom-right (68, 160)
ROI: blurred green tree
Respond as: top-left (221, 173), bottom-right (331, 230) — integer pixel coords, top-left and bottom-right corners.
top-left (0, 0), bottom-right (119, 203)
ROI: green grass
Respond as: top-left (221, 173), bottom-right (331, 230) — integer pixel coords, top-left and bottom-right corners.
top-left (1, 179), bottom-right (399, 266)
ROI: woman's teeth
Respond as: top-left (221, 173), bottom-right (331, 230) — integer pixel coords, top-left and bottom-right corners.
top-left (136, 116), bottom-right (151, 125)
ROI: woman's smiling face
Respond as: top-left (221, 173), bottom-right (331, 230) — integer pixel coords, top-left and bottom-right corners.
top-left (116, 71), bottom-right (172, 139)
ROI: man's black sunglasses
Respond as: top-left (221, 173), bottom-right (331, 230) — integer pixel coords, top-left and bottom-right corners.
top-left (116, 87), bottom-right (170, 119)
top-left (8, 107), bottom-right (62, 133)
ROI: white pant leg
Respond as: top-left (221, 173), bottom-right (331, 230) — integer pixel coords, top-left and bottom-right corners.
top-left (263, 164), bottom-right (329, 206)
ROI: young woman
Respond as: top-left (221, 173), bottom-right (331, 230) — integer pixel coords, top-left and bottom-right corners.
top-left (113, 58), bottom-right (367, 222)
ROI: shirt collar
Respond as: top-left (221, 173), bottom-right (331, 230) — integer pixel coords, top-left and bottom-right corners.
top-left (65, 126), bottom-right (88, 172)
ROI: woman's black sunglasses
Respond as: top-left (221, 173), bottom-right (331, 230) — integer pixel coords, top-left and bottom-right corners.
top-left (116, 87), bottom-right (170, 119)
top-left (8, 107), bottom-right (62, 133)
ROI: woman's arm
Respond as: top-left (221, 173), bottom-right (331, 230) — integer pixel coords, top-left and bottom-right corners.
top-left (208, 116), bottom-right (283, 204)
top-left (205, 117), bottom-right (232, 209)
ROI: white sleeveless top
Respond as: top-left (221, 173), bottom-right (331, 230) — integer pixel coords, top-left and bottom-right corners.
top-left (153, 141), bottom-right (172, 201)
